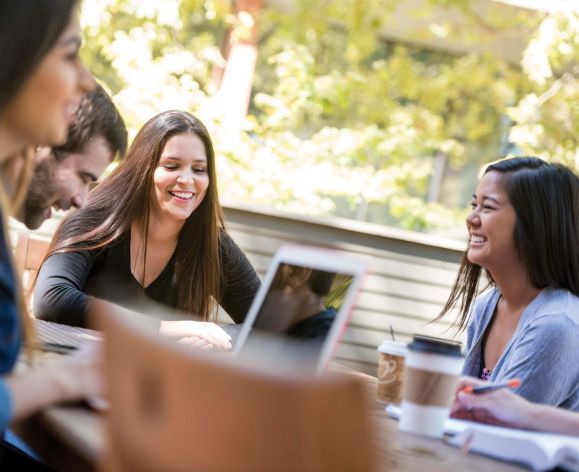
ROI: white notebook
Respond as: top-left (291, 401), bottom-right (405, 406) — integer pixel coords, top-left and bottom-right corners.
top-left (449, 423), bottom-right (579, 471)
top-left (386, 404), bottom-right (579, 471)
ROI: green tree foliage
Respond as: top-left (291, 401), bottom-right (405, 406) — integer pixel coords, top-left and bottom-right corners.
top-left (508, 12), bottom-right (579, 168)
top-left (80, 0), bottom-right (578, 235)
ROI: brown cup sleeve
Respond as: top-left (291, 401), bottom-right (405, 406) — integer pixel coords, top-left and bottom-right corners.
top-left (402, 366), bottom-right (459, 408)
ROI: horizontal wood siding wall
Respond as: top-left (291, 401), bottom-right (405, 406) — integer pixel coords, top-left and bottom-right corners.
top-left (9, 204), bottom-right (467, 376)
top-left (221, 204), bottom-right (466, 376)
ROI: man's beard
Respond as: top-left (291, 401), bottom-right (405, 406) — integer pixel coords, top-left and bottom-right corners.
top-left (22, 159), bottom-right (58, 230)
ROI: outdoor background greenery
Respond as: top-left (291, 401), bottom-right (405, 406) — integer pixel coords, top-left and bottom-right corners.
top-left (81, 0), bottom-right (579, 237)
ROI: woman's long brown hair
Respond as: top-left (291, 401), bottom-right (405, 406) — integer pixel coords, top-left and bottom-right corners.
top-left (45, 110), bottom-right (225, 320)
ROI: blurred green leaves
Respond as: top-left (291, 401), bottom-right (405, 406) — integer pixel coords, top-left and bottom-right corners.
top-left (81, 0), bottom-right (578, 235)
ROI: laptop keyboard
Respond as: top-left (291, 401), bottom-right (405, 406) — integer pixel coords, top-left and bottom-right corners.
top-left (35, 319), bottom-right (101, 352)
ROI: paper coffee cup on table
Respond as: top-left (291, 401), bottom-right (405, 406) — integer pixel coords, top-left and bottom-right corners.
top-left (376, 340), bottom-right (407, 404)
top-left (399, 335), bottom-right (463, 438)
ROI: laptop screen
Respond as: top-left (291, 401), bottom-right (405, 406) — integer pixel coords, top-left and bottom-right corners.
top-left (234, 246), bottom-right (366, 373)
top-left (252, 264), bottom-right (352, 342)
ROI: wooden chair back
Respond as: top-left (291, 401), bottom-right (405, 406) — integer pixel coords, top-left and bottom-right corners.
top-left (13, 233), bottom-right (50, 297)
top-left (94, 301), bottom-right (374, 472)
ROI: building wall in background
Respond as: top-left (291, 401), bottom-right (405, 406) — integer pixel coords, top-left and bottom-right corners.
top-left (222, 203), bottom-right (466, 375)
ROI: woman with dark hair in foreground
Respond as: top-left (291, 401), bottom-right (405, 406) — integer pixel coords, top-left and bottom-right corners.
top-left (0, 1), bottom-right (98, 467)
top-left (436, 157), bottom-right (579, 410)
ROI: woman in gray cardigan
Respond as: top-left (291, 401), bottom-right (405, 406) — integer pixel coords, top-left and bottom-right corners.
top-left (436, 157), bottom-right (579, 411)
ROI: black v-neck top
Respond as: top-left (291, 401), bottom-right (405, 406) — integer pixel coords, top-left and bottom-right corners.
top-left (34, 231), bottom-right (260, 328)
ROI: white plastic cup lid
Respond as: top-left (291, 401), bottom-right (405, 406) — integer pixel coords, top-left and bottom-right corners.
top-left (377, 340), bottom-right (407, 357)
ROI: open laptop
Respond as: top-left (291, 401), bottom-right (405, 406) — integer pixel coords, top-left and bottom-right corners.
top-left (55, 244), bottom-right (366, 373)
top-left (33, 318), bottom-right (101, 353)
top-left (233, 244), bottom-right (366, 374)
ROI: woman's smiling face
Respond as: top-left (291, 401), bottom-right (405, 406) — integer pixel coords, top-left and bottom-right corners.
top-left (0, 12), bottom-right (94, 149)
top-left (466, 171), bottom-right (520, 275)
top-left (150, 132), bottom-right (210, 224)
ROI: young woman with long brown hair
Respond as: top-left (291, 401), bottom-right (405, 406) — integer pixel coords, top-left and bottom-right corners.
top-left (436, 157), bottom-right (579, 411)
top-left (0, 1), bottom-right (101, 467)
top-left (34, 110), bottom-right (260, 349)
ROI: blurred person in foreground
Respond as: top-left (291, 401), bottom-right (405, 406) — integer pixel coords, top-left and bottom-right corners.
top-left (34, 110), bottom-right (260, 349)
top-left (16, 83), bottom-right (127, 229)
top-left (453, 377), bottom-right (579, 435)
top-left (0, 1), bottom-right (101, 469)
top-left (435, 157), bottom-right (579, 410)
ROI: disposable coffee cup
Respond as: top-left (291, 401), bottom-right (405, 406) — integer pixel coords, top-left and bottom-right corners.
top-left (399, 335), bottom-right (463, 438)
top-left (376, 340), bottom-right (407, 404)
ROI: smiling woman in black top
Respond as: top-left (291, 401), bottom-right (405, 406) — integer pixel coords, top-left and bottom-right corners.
top-left (35, 110), bottom-right (260, 349)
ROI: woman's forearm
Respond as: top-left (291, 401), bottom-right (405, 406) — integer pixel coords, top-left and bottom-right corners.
top-left (523, 402), bottom-right (579, 435)
top-left (33, 252), bottom-right (93, 327)
top-left (5, 365), bottom-right (80, 422)
top-left (5, 345), bottom-right (102, 423)
top-left (456, 379), bottom-right (579, 435)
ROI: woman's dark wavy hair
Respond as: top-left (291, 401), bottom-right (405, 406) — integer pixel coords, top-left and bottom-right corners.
top-left (435, 156), bottom-right (579, 332)
top-left (46, 110), bottom-right (225, 320)
top-left (0, 0), bottom-right (77, 112)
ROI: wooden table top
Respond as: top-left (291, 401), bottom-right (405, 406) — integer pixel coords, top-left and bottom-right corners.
top-left (369, 404), bottom-right (523, 471)
top-left (351, 369), bottom-right (524, 472)
top-left (24, 368), bottom-right (524, 472)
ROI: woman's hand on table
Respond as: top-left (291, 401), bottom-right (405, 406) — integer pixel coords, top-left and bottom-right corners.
top-left (66, 341), bottom-right (108, 410)
top-left (5, 340), bottom-right (105, 421)
top-left (59, 340), bottom-right (104, 401)
top-left (160, 320), bottom-right (232, 351)
top-left (451, 376), bottom-right (535, 429)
